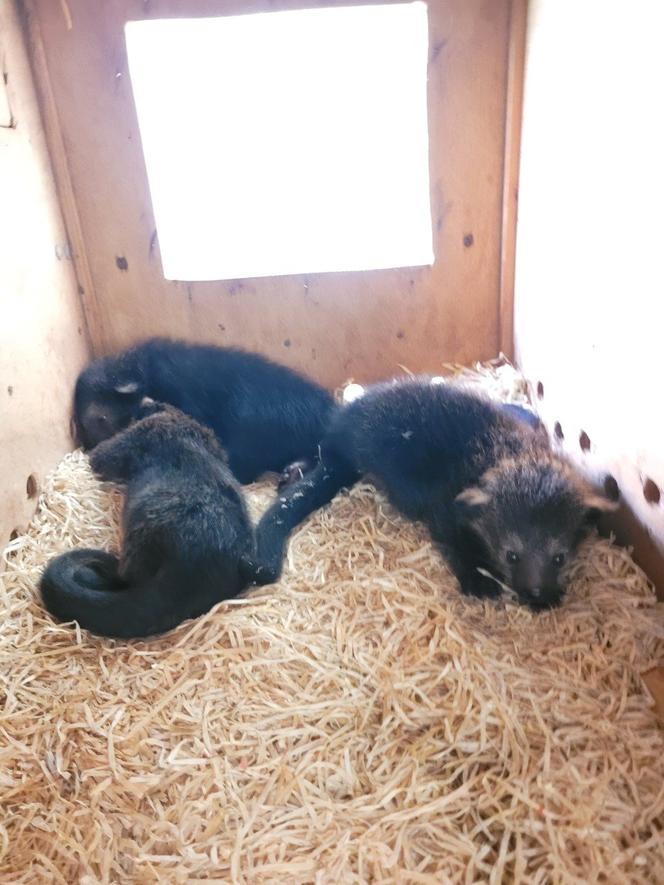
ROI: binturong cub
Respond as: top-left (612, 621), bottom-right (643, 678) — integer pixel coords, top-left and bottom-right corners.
top-left (40, 401), bottom-right (256, 638)
top-left (73, 338), bottom-right (335, 484)
top-left (253, 378), bottom-right (617, 610)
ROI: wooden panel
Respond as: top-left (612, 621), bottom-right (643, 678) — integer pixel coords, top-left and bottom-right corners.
top-left (514, 0), bottom-right (664, 596)
top-left (0, 0), bottom-right (90, 548)
top-left (25, 0), bottom-right (514, 388)
top-left (498, 0), bottom-right (527, 360)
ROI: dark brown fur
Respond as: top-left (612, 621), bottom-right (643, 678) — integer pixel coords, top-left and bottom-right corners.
top-left (40, 402), bottom-right (256, 638)
top-left (252, 378), bottom-right (616, 609)
top-left (74, 338), bottom-right (335, 483)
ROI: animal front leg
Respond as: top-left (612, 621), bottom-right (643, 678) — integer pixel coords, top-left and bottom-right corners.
top-left (277, 459), bottom-right (313, 490)
top-left (431, 524), bottom-right (502, 601)
top-left (253, 457), bottom-right (359, 584)
top-left (441, 546), bottom-right (502, 599)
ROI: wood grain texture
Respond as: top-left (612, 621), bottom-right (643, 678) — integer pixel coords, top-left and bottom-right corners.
top-left (26, 0), bottom-right (513, 388)
top-left (19, 0), bottom-right (103, 350)
top-left (499, 0), bottom-right (527, 361)
top-left (0, 0), bottom-right (90, 548)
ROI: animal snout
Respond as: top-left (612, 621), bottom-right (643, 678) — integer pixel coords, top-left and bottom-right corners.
top-left (517, 584), bottom-right (543, 602)
top-left (518, 584), bottom-right (564, 611)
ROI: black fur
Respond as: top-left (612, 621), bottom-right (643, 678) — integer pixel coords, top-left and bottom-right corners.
top-left (41, 403), bottom-right (256, 638)
top-left (500, 402), bottom-right (543, 431)
top-left (253, 378), bottom-right (615, 610)
top-left (74, 338), bottom-right (335, 483)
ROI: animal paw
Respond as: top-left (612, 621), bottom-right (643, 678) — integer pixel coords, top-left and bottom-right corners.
top-left (239, 552), bottom-right (280, 587)
top-left (252, 562), bottom-right (281, 586)
top-left (277, 460), bottom-right (311, 491)
top-left (251, 531), bottom-right (286, 585)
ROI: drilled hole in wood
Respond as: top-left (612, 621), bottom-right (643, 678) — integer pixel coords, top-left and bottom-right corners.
top-left (603, 474), bottom-right (620, 502)
top-left (554, 422), bottom-right (564, 441)
top-left (536, 381), bottom-right (544, 399)
top-left (26, 474), bottom-right (38, 500)
top-left (579, 431), bottom-right (591, 452)
top-left (643, 477), bottom-right (661, 505)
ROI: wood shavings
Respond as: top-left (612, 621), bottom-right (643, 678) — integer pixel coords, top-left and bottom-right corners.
top-left (337, 356), bottom-right (532, 410)
top-left (1, 363), bottom-right (663, 882)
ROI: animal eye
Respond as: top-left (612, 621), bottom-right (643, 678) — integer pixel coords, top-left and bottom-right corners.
top-left (506, 551), bottom-right (519, 564)
top-left (552, 553), bottom-right (565, 567)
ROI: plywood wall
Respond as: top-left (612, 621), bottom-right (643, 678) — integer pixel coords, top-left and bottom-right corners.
top-left (25, 0), bottom-right (519, 389)
top-left (0, 1), bottom-right (90, 547)
top-left (514, 0), bottom-right (664, 594)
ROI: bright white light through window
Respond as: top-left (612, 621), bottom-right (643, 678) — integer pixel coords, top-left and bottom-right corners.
top-left (125, 3), bottom-right (433, 282)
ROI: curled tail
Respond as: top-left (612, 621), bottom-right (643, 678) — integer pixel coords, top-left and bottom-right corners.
top-left (40, 548), bottom-right (243, 639)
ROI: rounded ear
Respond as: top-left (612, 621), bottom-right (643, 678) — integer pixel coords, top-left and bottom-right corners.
top-left (583, 492), bottom-right (619, 525)
top-left (455, 486), bottom-right (491, 523)
top-left (114, 381), bottom-right (140, 395)
top-left (456, 486), bottom-right (491, 508)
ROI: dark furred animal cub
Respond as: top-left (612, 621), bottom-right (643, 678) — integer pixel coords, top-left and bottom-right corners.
top-left (253, 378), bottom-right (616, 610)
top-left (41, 403), bottom-right (256, 638)
top-left (74, 338), bottom-right (335, 483)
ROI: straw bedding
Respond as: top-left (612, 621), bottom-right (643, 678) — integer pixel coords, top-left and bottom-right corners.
top-left (1, 366), bottom-right (664, 883)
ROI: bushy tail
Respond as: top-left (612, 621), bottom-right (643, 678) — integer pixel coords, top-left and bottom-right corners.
top-left (40, 548), bottom-right (241, 639)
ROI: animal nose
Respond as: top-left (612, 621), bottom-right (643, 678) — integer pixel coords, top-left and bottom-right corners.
top-left (530, 587), bottom-right (542, 599)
